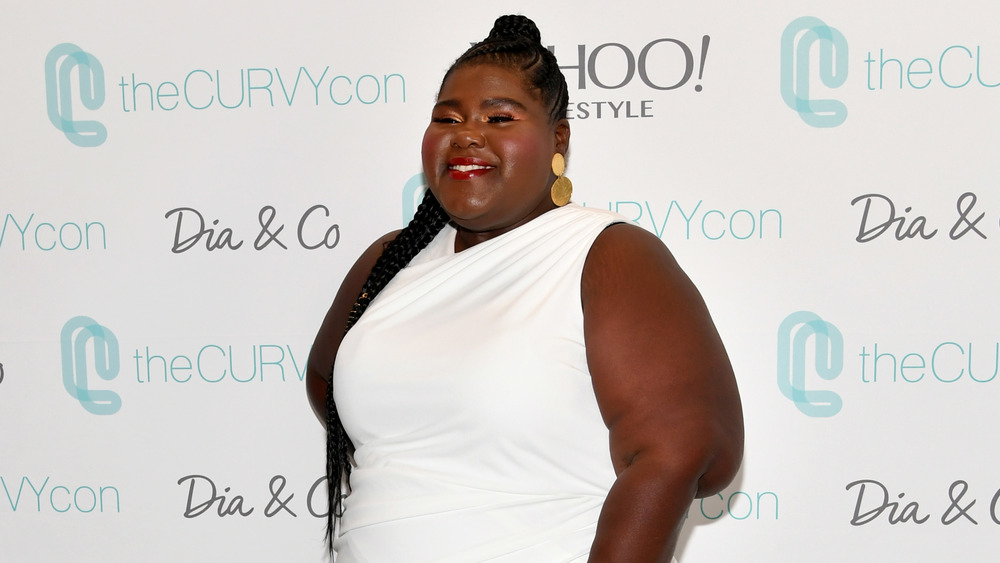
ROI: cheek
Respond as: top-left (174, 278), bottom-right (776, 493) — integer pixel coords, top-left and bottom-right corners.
top-left (500, 134), bottom-right (549, 178)
top-left (421, 128), bottom-right (444, 172)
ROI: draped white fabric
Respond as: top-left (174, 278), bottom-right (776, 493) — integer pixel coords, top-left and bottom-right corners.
top-left (334, 205), bottom-right (620, 562)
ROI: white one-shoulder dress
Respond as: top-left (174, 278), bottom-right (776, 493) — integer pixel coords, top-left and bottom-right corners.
top-left (333, 204), bottom-right (664, 562)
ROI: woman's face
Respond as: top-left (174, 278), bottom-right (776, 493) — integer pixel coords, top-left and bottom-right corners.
top-left (421, 63), bottom-right (569, 244)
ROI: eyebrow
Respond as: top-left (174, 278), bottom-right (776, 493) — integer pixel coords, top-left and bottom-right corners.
top-left (482, 97), bottom-right (527, 111)
top-left (433, 97), bottom-right (528, 112)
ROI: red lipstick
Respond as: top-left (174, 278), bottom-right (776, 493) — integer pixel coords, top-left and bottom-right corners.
top-left (447, 157), bottom-right (495, 180)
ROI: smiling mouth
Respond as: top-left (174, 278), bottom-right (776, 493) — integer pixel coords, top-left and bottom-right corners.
top-left (448, 164), bottom-right (494, 172)
top-left (446, 159), bottom-right (495, 179)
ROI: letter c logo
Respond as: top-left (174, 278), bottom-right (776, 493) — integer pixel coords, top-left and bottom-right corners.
top-left (401, 173), bottom-right (427, 227)
top-left (60, 316), bottom-right (121, 414)
top-left (777, 311), bottom-right (844, 417)
top-left (45, 43), bottom-right (107, 147)
top-left (780, 17), bottom-right (849, 127)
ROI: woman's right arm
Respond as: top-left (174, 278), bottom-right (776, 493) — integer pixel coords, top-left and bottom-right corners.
top-left (306, 230), bottom-right (401, 425)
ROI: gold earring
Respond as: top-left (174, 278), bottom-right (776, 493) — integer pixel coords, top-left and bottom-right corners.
top-left (550, 153), bottom-right (572, 206)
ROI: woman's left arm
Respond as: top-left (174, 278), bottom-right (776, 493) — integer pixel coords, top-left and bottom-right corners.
top-left (582, 223), bottom-right (744, 562)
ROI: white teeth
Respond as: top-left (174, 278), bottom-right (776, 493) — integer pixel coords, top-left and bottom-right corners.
top-left (450, 164), bottom-right (492, 172)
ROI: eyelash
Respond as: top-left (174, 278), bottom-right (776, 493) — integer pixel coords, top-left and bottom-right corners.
top-left (432, 114), bottom-right (515, 124)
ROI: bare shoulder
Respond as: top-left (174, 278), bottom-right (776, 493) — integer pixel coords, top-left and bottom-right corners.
top-left (582, 222), bottom-right (696, 309)
top-left (581, 221), bottom-right (713, 362)
top-left (582, 222), bottom-right (743, 496)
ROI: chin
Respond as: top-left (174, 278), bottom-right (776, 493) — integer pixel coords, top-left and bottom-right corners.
top-left (443, 209), bottom-right (489, 230)
top-left (434, 192), bottom-right (490, 223)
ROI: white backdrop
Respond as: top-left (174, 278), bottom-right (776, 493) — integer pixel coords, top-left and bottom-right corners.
top-left (3, 1), bottom-right (999, 561)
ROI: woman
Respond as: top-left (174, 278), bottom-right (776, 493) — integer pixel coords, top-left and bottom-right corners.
top-left (306, 15), bottom-right (743, 562)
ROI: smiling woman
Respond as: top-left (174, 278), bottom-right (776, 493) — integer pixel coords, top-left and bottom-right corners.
top-left (306, 14), bottom-right (743, 563)
top-left (421, 63), bottom-right (564, 244)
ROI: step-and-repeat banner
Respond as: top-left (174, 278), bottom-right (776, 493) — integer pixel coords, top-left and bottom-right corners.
top-left (3, 1), bottom-right (998, 561)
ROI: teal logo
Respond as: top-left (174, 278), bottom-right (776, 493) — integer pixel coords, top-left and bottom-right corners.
top-left (777, 311), bottom-right (843, 417)
top-left (45, 43), bottom-right (107, 147)
top-left (401, 173), bottom-right (427, 226)
top-left (61, 316), bottom-right (121, 414)
top-left (780, 17), bottom-right (848, 127)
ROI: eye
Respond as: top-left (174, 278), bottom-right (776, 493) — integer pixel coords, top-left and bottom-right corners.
top-left (432, 116), bottom-right (459, 124)
top-left (487, 114), bottom-right (514, 123)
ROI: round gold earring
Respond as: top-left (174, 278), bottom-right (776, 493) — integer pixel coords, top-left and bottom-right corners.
top-left (550, 153), bottom-right (572, 206)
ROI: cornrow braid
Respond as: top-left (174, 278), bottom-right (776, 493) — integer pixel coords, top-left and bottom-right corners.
top-left (323, 12), bottom-right (566, 553)
top-left (444, 14), bottom-right (569, 123)
top-left (324, 188), bottom-right (450, 552)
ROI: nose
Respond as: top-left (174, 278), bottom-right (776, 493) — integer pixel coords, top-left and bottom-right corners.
top-left (452, 122), bottom-right (485, 148)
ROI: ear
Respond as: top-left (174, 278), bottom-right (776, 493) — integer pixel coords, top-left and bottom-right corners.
top-left (554, 119), bottom-right (570, 155)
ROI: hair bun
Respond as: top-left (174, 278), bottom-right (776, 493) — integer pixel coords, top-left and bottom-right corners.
top-left (485, 14), bottom-right (541, 44)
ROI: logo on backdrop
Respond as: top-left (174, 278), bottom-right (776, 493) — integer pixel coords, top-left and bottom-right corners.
top-left (403, 177), bottom-right (786, 242)
top-left (402, 173), bottom-right (428, 226)
top-left (45, 44), bottom-right (108, 147)
top-left (777, 312), bottom-right (997, 416)
top-left (58, 319), bottom-right (311, 397)
top-left (133, 343), bottom-right (309, 384)
top-left (1, 213), bottom-right (108, 252)
top-left (780, 17), bottom-right (849, 127)
top-left (685, 487), bottom-right (779, 522)
top-left (777, 311), bottom-right (844, 417)
top-left (846, 479), bottom-right (1000, 526)
top-left (554, 34), bottom-right (711, 120)
top-left (177, 474), bottom-right (326, 518)
top-left (0, 362), bottom-right (5, 385)
top-left (1, 476), bottom-right (121, 513)
top-left (45, 42), bottom-right (406, 147)
top-left (850, 192), bottom-right (992, 242)
top-left (580, 199), bottom-right (783, 242)
top-left (60, 316), bottom-right (121, 415)
top-left (163, 205), bottom-right (340, 252)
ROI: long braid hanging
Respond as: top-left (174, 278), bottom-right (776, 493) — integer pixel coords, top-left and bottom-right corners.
top-left (324, 13), bottom-right (569, 554)
top-left (325, 189), bottom-right (450, 551)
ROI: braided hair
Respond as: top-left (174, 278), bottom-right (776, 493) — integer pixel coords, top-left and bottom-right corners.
top-left (323, 188), bottom-right (450, 549)
top-left (445, 15), bottom-right (569, 123)
top-left (324, 13), bottom-right (570, 553)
